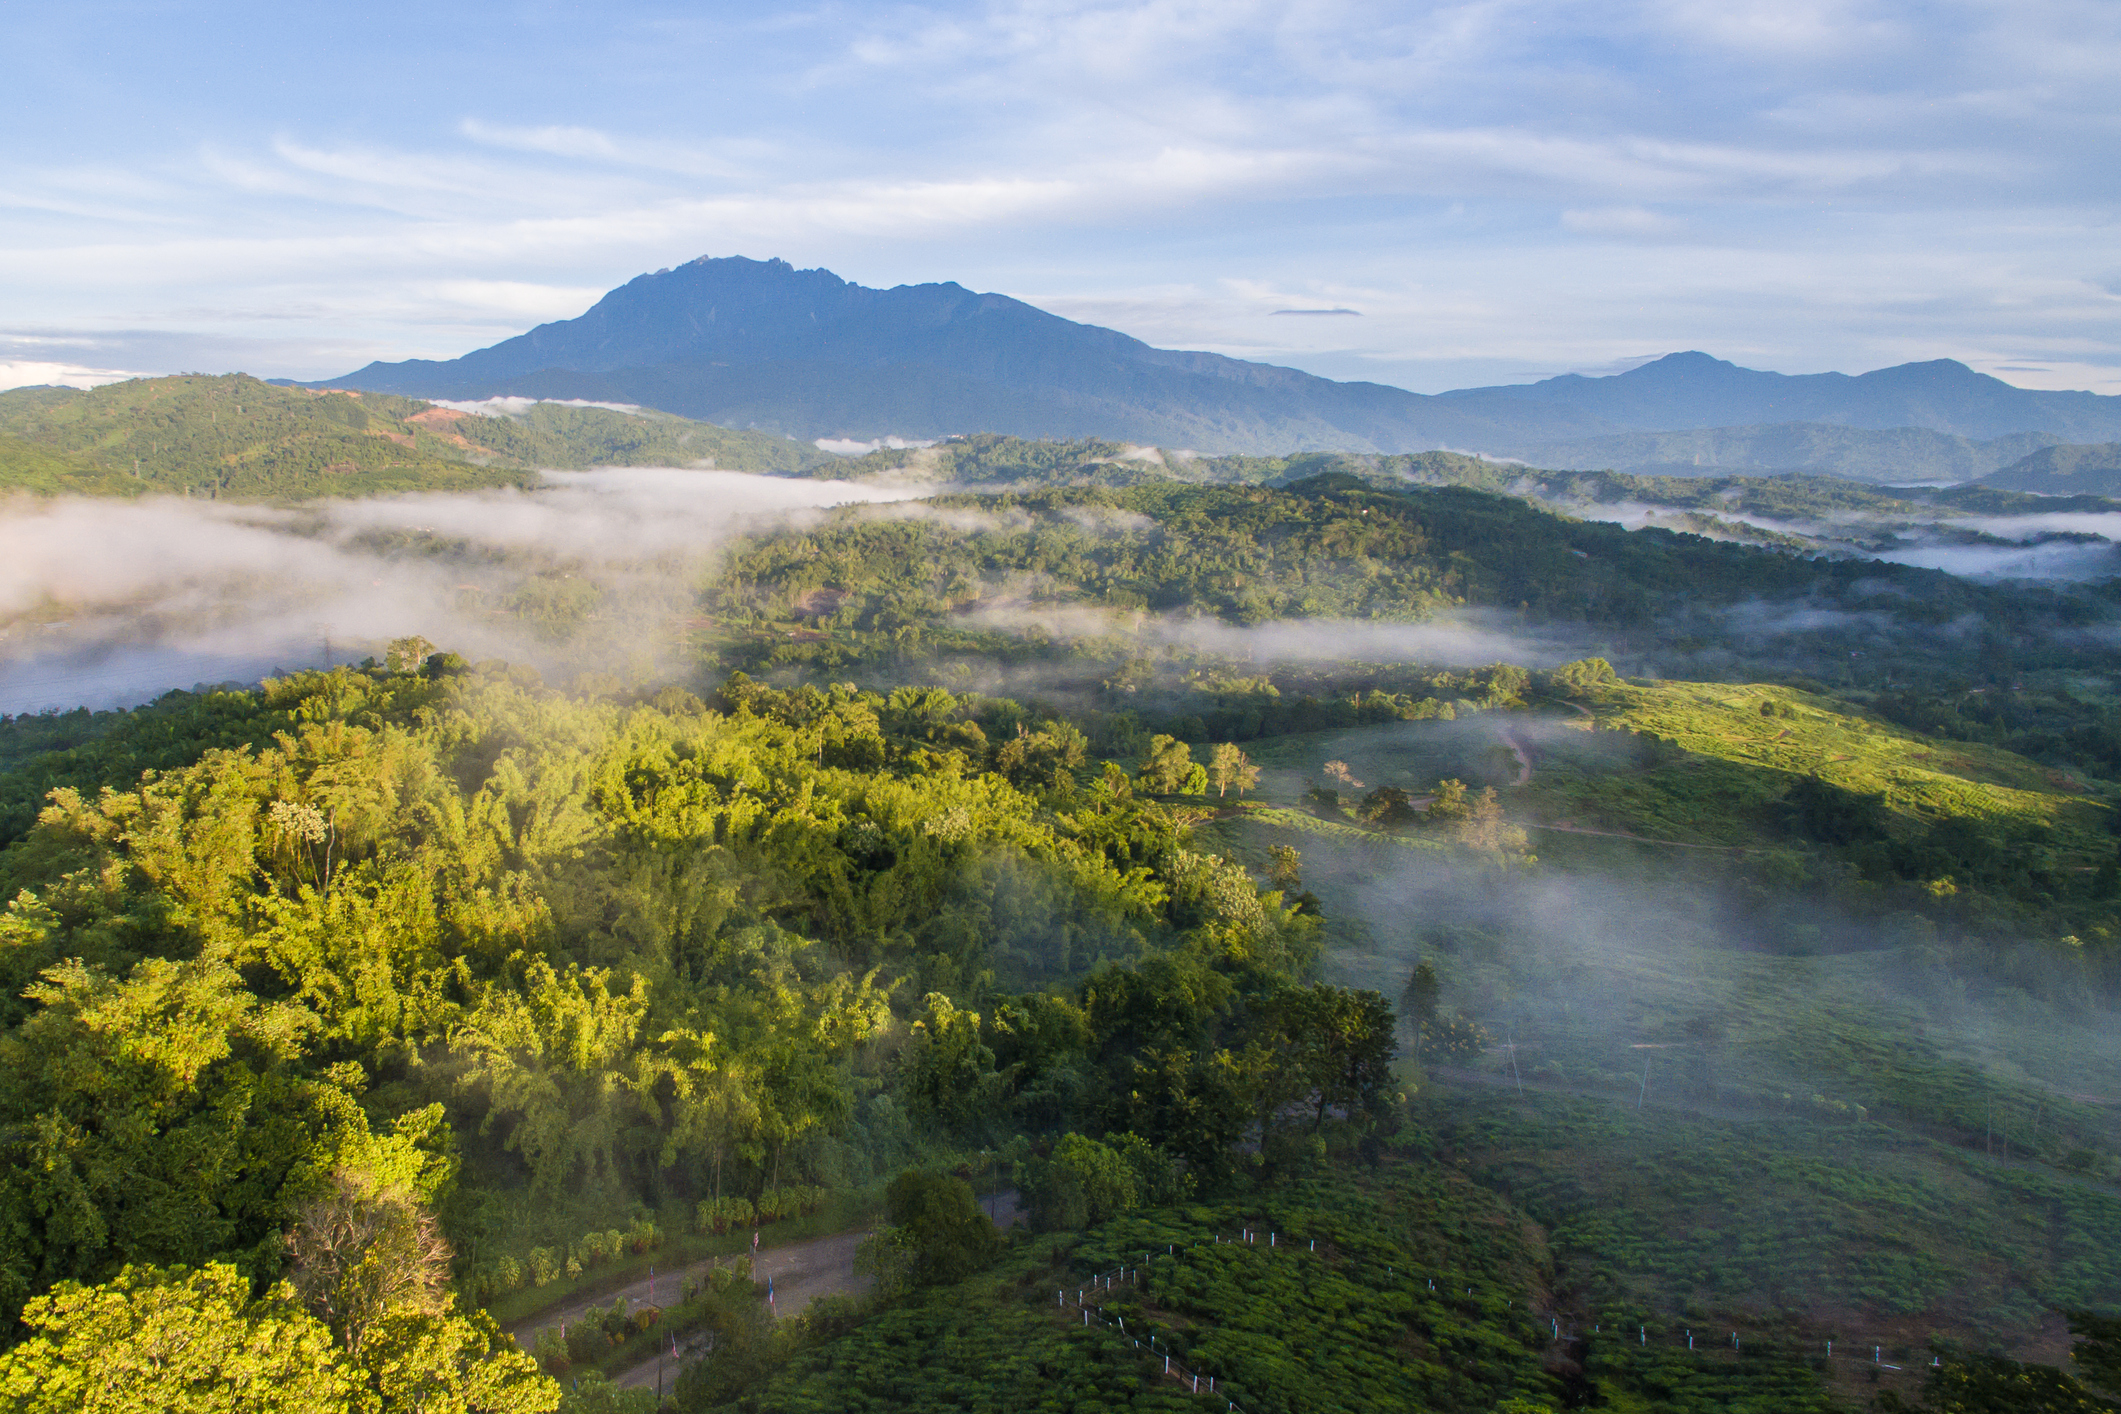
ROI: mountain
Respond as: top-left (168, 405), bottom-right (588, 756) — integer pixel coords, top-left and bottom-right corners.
top-left (1446, 351), bottom-right (2121, 442)
top-left (318, 256), bottom-right (2121, 466)
top-left (317, 257), bottom-right (1609, 455)
top-left (0, 373), bottom-right (831, 500)
top-left (1977, 441), bottom-right (2121, 496)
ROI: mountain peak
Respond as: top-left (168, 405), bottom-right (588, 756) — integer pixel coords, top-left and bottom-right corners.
top-left (312, 258), bottom-right (2121, 451)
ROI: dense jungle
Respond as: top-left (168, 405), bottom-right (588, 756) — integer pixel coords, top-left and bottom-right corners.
top-left (2, 401), bottom-right (2119, 1413)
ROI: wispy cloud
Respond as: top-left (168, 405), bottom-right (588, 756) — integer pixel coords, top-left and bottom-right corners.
top-left (0, 0), bottom-right (2115, 389)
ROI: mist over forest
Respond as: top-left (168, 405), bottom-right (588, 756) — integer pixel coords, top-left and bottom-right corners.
top-left (2, 379), bottom-right (2120, 1414)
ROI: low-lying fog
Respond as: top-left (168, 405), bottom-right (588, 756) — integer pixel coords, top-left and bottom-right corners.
top-left (0, 469), bottom-right (914, 715)
top-left (1571, 501), bottom-right (2121, 580)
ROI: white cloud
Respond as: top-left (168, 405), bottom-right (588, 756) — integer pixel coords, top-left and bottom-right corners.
top-left (0, 360), bottom-right (145, 391)
top-left (0, 0), bottom-right (2117, 393)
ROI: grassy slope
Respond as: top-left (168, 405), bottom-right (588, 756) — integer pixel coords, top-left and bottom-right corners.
top-left (0, 374), bottom-right (831, 500)
top-left (1528, 681), bottom-right (2109, 851)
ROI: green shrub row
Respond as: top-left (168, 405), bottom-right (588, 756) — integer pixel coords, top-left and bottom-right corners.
top-left (696, 1185), bottom-right (831, 1235)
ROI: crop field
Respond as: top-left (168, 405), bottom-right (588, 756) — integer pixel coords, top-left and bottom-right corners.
top-left (1436, 1090), bottom-right (2121, 1351)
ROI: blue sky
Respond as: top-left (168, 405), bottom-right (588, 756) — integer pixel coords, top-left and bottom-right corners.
top-left (4, 0), bottom-right (2118, 394)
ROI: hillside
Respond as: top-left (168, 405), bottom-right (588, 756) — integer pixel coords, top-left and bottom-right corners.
top-left (1979, 441), bottom-right (2121, 495)
top-left (0, 433), bottom-right (138, 497)
top-left (0, 373), bottom-right (831, 499)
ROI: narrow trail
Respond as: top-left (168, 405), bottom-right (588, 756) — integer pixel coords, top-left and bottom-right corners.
top-left (599, 1190), bottom-right (1024, 1393)
top-left (1498, 728), bottom-right (1534, 787)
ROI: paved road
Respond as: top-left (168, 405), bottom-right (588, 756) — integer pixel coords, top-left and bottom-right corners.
top-left (599, 1189), bottom-right (1024, 1393)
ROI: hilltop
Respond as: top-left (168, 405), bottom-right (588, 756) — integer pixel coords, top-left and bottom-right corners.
top-left (0, 373), bottom-right (831, 500)
top-left (1979, 440), bottom-right (2121, 496)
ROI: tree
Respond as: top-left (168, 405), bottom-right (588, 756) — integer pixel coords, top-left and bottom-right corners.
top-left (1137, 735), bottom-right (1195, 794)
top-left (449, 958), bottom-right (652, 1199)
top-left (1548, 657), bottom-right (1618, 695)
top-left (879, 1171), bottom-right (1001, 1285)
top-left (1018, 1132), bottom-right (1137, 1230)
top-left (1276, 986), bottom-right (1396, 1130)
top-left (1425, 778), bottom-right (1470, 822)
top-left (1267, 844), bottom-right (1302, 895)
top-left (0, 1263), bottom-right (360, 1414)
top-left (1360, 786), bottom-right (1421, 827)
top-left (1455, 786), bottom-right (1523, 856)
top-left (1401, 963), bottom-right (1440, 1049)
top-left (901, 993), bottom-right (996, 1130)
top-left (355, 1303), bottom-right (558, 1414)
top-left (287, 1170), bottom-right (453, 1358)
top-left (0, 948), bottom-right (351, 1314)
top-left (385, 636), bottom-right (438, 674)
top-left (1206, 743), bottom-right (1260, 799)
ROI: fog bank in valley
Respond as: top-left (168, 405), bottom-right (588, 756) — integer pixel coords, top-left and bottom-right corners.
top-left (0, 469), bottom-right (914, 715)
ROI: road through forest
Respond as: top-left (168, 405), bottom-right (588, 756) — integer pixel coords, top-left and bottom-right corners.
top-left (551, 1190), bottom-right (1024, 1393)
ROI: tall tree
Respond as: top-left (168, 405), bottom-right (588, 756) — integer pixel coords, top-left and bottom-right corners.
top-left (1206, 743), bottom-right (1260, 799)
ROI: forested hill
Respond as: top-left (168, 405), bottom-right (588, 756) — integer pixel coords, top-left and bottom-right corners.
top-left (819, 433), bottom-right (2080, 544)
top-left (1979, 440), bottom-right (2121, 495)
top-left (692, 476), bottom-right (2115, 694)
top-left (0, 374), bottom-right (830, 499)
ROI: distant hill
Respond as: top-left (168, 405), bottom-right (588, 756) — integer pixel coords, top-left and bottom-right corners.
top-left (0, 375), bottom-right (831, 499)
top-left (314, 256), bottom-right (2121, 467)
top-left (1446, 351), bottom-right (2121, 442)
top-left (1977, 441), bottom-right (2121, 496)
top-left (1513, 421), bottom-right (2060, 484)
